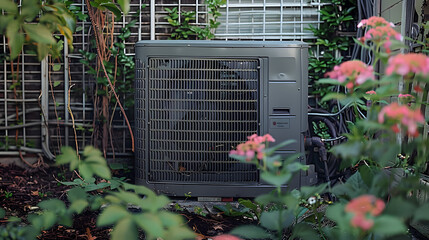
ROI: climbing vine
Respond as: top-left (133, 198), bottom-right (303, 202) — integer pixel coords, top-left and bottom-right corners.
top-left (0, 0), bottom-right (76, 156)
top-left (307, 0), bottom-right (356, 107)
top-left (78, 2), bottom-right (141, 158)
top-left (165, 0), bottom-right (226, 40)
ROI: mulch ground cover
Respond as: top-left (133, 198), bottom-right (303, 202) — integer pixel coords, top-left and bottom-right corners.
top-left (0, 164), bottom-right (254, 239)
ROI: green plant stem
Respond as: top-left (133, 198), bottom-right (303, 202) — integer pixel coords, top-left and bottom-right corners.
top-left (85, 0), bottom-right (135, 152)
top-left (277, 208), bottom-right (283, 240)
top-left (372, 43), bottom-right (381, 68)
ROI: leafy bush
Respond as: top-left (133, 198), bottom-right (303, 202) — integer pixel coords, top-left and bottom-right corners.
top-left (0, 146), bottom-right (195, 240)
top-left (228, 16), bottom-right (429, 240)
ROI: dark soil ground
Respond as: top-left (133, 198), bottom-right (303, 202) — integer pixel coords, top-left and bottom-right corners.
top-left (0, 164), bottom-right (254, 239)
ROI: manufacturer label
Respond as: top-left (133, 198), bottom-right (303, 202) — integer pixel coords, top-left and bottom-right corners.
top-left (270, 118), bottom-right (290, 129)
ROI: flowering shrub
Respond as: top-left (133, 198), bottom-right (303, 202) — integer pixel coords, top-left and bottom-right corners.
top-left (386, 53), bottom-right (429, 77)
top-left (228, 16), bottom-right (429, 240)
top-left (345, 195), bottom-right (385, 230)
top-left (357, 16), bottom-right (394, 28)
top-left (229, 134), bottom-right (275, 161)
top-left (378, 102), bottom-right (425, 136)
top-left (357, 16), bottom-right (401, 53)
top-left (321, 16), bottom-right (429, 240)
top-left (325, 60), bottom-right (374, 90)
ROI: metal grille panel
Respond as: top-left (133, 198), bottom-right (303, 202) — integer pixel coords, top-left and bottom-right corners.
top-left (147, 58), bottom-right (259, 183)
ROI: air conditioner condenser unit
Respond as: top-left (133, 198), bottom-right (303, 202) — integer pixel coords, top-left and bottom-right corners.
top-left (134, 40), bottom-right (315, 197)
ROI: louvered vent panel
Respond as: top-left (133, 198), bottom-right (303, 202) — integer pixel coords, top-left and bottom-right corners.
top-left (147, 58), bottom-right (259, 183)
top-left (135, 58), bottom-right (146, 180)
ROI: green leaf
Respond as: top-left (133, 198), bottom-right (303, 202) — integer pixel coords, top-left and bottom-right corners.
top-left (230, 225), bottom-right (272, 239)
top-left (286, 162), bottom-right (308, 172)
top-left (255, 192), bottom-right (280, 205)
top-left (384, 197), bottom-right (416, 219)
top-left (39, 211), bottom-right (57, 230)
top-left (134, 212), bottom-right (164, 237)
top-left (67, 187), bottom-right (88, 203)
top-left (9, 32), bottom-right (24, 60)
top-left (89, 1), bottom-right (99, 8)
top-left (22, 0), bottom-right (40, 21)
top-left (140, 194), bottom-right (171, 212)
top-left (57, 25), bottom-right (73, 47)
top-left (85, 154), bottom-right (105, 165)
top-left (260, 209), bottom-right (294, 231)
top-left (38, 199), bottom-right (66, 212)
top-left (23, 24), bottom-right (56, 45)
top-left (291, 222), bottom-right (320, 240)
top-left (53, 64), bottom-right (61, 71)
top-left (412, 203), bottom-right (429, 224)
top-left (6, 20), bottom-right (24, 60)
top-left (37, 43), bottom-right (50, 61)
top-left (321, 92), bottom-right (347, 102)
top-left (110, 189), bottom-right (145, 206)
top-left (100, 3), bottom-right (122, 18)
top-left (58, 212), bottom-right (73, 227)
top-left (122, 183), bottom-right (156, 198)
top-left (162, 225), bottom-right (196, 240)
top-left (261, 171), bottom-right (292, 187)
top-left (90, 163), bottom-right (112, 180)
top-left (299, 183), bottom-right (328, 199)
top-left (97, 205), bottom-right (130, 226)
top-left (0, 15), bottom-right (14, 33)
top-left (316, 78), bottom-right (342, 85)
top-left (82, 145), bottom-right (100, 156)
top-left (61, 178), bottom-right (83, 186)
top-left (109, 178), bottom-right (124, 190)
top-left (69, 199), bottom-right (88, 214)
top-left (330, 141), bottom-right (364, 167)
top-left (372, 216), bottom-right (407, 236)
top-left (158, 211), bottom-right (184, 228)
top-left (111, 217), bottom-right (138, 240)
top-left (79, 163), bottom-right (94, 180)
top-left (238, 199), bottom-right (259, 215)
top-left (117, 0), bottom-right (130, 15)
top-left (0, 0), bottom-right (17, 13)
top-left (60, 12), bottom-right (77, 33)
top-left (83, 182), bottom-right (111, 192)
top-left (52, 81), bottom-right (61, 88)
top-left (56, 146), bottom-right (79, 169)
top-left (325, 203), bottom-right (347, 228)
top-left (331, 172), bottom-right (368, 198)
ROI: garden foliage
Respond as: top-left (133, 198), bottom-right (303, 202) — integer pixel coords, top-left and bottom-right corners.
top-left (1, 1), bottom-right (429, 239)
top-left (165, 0), bottom-right (226, 40)
top-left (228, 16), bottom-right (429, 240)
top-left (1, 146), bottom-right (196, 240)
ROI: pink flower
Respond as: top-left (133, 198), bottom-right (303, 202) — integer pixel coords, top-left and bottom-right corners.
top-left (398, 94), bottom-right (414, 106)
top-left (263, 134), bottom-right (275, 142)
top-left (358, 16), bottom-right (394, 28)
top-left (378, 102), bottom-right (425, 136)
top-left (350, 213), bottom-right (374, 231)
top-left (386, 53), bottom-right (429, 77)
top-left (345, 195), bottom-right (385, 231)
top-left (325, 60), bottom-right (375, 90)
top-left (366, 90), bottom-right (376, 95)
top-left (230, 134), bottom-right (276, 161)
top-left (248, 134), bottom-right (275, 144)
top-left (358, 17), bottom-right (401, 53)
top-left (398, 94), bottom-right (413, 98)
top-left (361, 26), bottom-right (402, 52)
top-left (212, 234), bottom-right (242, 240)
top-left (363, 26), bottom-right (401, 42)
